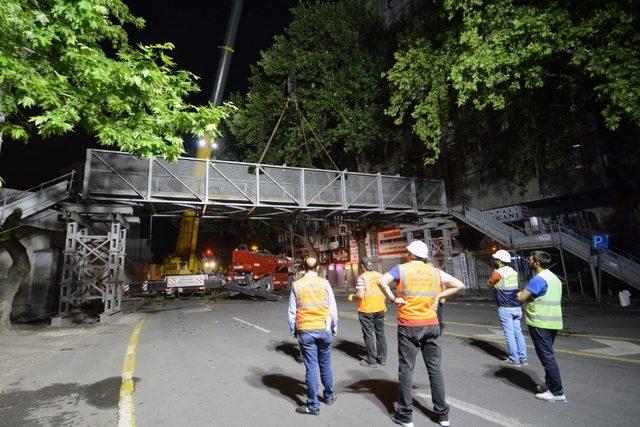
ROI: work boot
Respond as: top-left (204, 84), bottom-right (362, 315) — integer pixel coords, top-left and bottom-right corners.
top-left (499, 358), bottom-right (521, 368)
top-left (391, 413), bottom-right (414, 427)
top-left (295, 405), bottom-right (319, 415)
top-left (535, 391), bottom-right (567, 403)
top-left (360, 359), bottom-right (378, 368)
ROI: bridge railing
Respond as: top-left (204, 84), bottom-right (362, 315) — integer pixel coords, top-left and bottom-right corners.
top-left (83, 149), bottom-right (446, 214)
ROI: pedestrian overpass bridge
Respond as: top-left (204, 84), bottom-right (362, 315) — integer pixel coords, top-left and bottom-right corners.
top-left (81, 149), bottom-right (447, 219)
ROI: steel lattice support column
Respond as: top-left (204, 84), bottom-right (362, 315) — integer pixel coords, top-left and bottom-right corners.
top-left (58, 221), bottom-right (125, 317)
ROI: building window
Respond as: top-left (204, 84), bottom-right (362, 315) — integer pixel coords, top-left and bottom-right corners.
top-left (569, 144), bottom-right (585, 169)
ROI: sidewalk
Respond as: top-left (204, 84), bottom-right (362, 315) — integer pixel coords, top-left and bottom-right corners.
top-left (0, 324), bottom-right (99, 390)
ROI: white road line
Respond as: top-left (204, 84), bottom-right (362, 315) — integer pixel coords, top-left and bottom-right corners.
top-left (416, 393), bottom-right (539, 427)
top-left (583, 338), bottom-right (640, 356)
top-left (232, 317), bottom-right (271, 333)
top-left (183, 307), bottom-right (212, 314)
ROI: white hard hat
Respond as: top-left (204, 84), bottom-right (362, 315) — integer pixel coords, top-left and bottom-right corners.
top-left (492, 249), bottom-right (512, 263)
top-left (407, 240), bottom-right (429, 259)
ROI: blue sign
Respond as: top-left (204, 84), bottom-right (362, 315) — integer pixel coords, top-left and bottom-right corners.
top-left (592, 234), bottom-right (609, 251)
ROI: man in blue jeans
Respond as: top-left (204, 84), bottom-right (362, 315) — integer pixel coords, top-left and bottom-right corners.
top-left (288, 257), bottom-right (338, 415)
top-left (488, 249), bottom-right (527, 367)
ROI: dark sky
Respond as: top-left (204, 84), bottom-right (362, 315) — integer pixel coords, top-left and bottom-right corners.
top-left (0, 0), bottom-right (295, 189)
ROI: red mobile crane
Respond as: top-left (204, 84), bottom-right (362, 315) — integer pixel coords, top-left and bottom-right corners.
top-left (227, 249), bottom-right (293, 294)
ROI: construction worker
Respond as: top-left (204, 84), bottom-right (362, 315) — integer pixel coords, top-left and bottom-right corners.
top-left (379, 241), bottom-right (465, 427)
top-left (517, 251), bottom-right (567, 403)
top-left (288, 256), bottom-right (338, 415)
top-left (351, 256), bottom-right (387, 368)
top-left (487, 249), bottom-right (528, 367)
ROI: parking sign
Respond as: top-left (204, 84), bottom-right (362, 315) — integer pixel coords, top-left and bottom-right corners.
top-left (592, 234), bottom-right (609, 251)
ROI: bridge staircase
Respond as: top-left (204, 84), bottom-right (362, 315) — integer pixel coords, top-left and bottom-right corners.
top-left (450, 205), bottom-right (640, 291)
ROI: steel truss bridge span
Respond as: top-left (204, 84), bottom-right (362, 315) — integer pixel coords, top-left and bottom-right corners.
top-left (83, 150), bottom-right (446, 219)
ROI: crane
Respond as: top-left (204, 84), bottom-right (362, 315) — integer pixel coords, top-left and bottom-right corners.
top-left (161, 0), bottom-right (244, 276)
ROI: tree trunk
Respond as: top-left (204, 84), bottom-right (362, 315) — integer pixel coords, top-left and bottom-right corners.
top-left (296, 216), bottom-right (317, 259)
top-left (0, 239), bottom-right (30, 333)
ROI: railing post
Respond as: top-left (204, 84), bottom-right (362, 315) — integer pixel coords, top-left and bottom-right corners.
top-left (82, 149), bottom-right (93, 200)
top-left (340, 170), bottom-right (347, 210)
top-left (255, 164), bottom-right (260, 206)
top-left (301, 168), bottom-right (306, 207)
top-left (204, 158), bottom-right (210, 203)
top-left (377, 173), bottom-right (383, 211)
top-left (147, 158), bottom-right (153, 200)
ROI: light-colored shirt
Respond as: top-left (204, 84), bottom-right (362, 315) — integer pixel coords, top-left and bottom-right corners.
top-left (288, 271), bottom-right (338, 335)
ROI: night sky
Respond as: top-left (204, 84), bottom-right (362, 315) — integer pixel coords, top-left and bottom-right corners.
top-left (0, 0), bottom-right (295, 189)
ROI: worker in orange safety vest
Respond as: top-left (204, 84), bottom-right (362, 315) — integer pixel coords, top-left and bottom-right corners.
top-left (349, 256), bottom-right (387, 368)
top-left (378, 240), bottom-right (465, 427)
top-left (288, 256), bottom-right (338, 415)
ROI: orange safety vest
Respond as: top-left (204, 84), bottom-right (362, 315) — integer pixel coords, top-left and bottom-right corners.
top-left (397, 261), bottom-right (441, 327)
top-left (293, 275), bottom-right (330, 331)
top-left (357, 271), bottom-right (386, 313)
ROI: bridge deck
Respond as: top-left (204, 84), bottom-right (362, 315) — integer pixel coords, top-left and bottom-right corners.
top-left (82, 150), bottom-right (446, 218)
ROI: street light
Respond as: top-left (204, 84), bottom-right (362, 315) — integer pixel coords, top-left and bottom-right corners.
top-left (251, 244), bottom-right (258, 252)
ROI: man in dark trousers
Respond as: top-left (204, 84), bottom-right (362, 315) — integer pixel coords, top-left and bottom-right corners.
top-left (517, 251), bottom-right (567, 403)
top-left (379, 241), bottom-right (465, 427)
top-left (351, 257), bottom-right (387, 367)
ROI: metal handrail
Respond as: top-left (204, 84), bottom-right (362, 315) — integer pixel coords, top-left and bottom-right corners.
top-left (0, 171), bottom-right (75, 207)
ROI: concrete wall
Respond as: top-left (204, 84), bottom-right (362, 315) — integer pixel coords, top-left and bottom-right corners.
top-left (0, 228), bottom-right (65, 320)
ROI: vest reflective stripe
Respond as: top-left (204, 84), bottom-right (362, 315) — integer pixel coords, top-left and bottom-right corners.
top-left (357, 271), bottom-right (385, 313)
top-left (496, 266), bottom-right (519, 290)
top-left (397, 262), bottom-right (440, 323)
top-left (525, 269), bottom-right (563, 330)
top-left (294, 276), bottom-right (330, 331)
top-left (401, 289), bottom-right (439, 297)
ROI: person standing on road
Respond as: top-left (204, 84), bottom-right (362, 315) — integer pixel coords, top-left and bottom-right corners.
top-left (517, 251), bottom-right (567, 403)
top-left (378, 241), bottom-right (465, 427)
top-left (288, 256), bottom-right (338, 415)
top-left (488, 249), bottom-right (528, 367)
top-left (351, 256), bottom-right (387, 368)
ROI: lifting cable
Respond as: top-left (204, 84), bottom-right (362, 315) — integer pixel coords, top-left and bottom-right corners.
top-left (257, 99), bottom-right (289, 165)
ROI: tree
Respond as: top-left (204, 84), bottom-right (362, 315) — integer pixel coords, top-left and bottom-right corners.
top-left (229, 0), bottom-right (401, 172)
top-left (0, 209), bottom-right (29, 333)
top-left (0, 0), bottom-right (235, 331)
top-left (0, 0), bottom-right (234, 160)
top-left (385, 0), bottom-right (640, 172)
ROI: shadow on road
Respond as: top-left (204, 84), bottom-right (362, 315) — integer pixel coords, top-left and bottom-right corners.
top-left (343, 373), bottom-right (440, 423)
top-left (245, 368), bottom-right (306, 406)
top-left (493, 367), bottom-right (540, 392)
top-left (468, 339), bottom-right (508, 360)
top-left (0, 376), bottom-right (135, 425)
top-left (334, 339), bottom-right (367, 361)
top-left (272, 341), bottom-right (303, 364)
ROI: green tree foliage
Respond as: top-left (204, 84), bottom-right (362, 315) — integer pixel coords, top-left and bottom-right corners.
top-left (229, 0), bottom-right (397, 171)
top-left (386, 0), bottom-right (640, 169)
top-left (0, 0), bottom-right (235, 160)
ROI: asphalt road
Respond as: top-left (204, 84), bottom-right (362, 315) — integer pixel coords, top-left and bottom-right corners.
top-left (2, 296), bottom-right (640, 426)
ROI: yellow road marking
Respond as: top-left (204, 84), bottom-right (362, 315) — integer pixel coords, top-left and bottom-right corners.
top-left (339, 311), bottom-right (640, 342)
top-left (338, 312), bottom-right (640, 365)
top-left (118, 317), bottom-right (145, 427)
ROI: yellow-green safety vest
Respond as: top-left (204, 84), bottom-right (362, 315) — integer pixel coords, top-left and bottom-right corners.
top-left (496, 266), bottom-right (519, 290)
top-left (525, 269), bottom-right (563, 330)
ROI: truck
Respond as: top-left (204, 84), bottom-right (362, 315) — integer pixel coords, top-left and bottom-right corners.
top-left (226, 249), bottom-right (293, 298)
